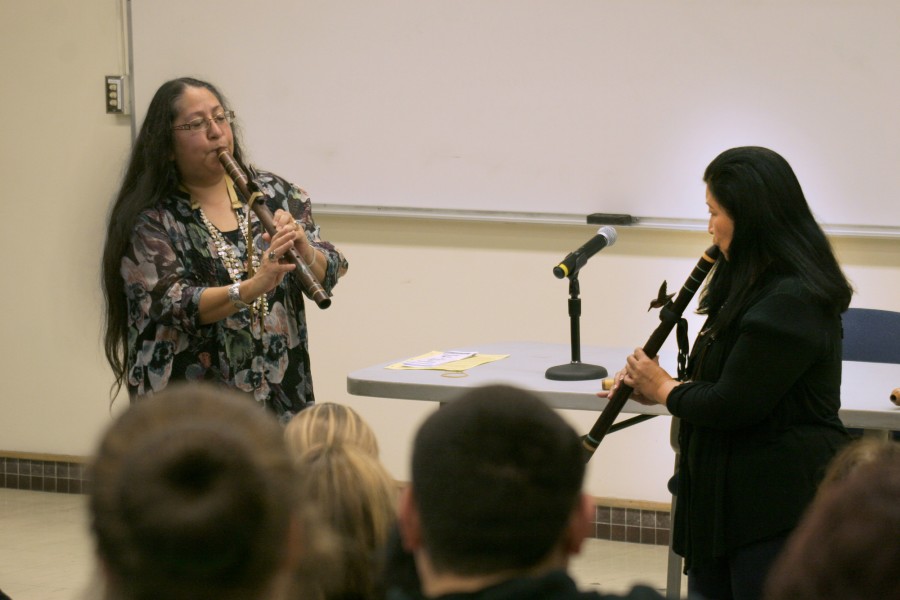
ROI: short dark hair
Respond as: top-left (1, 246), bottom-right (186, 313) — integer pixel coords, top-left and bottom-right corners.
top-left (89, 383), bottom-right (298, 600)
top-left (700, 146), bottom-right (852, 333)
top-left (411, 384), bottom-right (585, 575)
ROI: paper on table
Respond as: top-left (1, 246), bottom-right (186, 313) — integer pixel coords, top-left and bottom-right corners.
top-left (402, 350), bottom-right (476, 367)
top-left (387, 351), bottom-right (509, 372)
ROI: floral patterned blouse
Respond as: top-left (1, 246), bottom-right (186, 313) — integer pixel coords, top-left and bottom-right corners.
top-left (121, 169), bottom-right (348, 421)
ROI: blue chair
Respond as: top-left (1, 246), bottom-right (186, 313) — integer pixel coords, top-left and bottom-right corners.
top-left (842, 307), bottom-right (900, 364)
top-left (841, 307), bottom-right (900, 440)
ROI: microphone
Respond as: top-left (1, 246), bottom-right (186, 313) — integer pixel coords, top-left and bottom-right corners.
top-left (553, 226), bottom-right (618, 278)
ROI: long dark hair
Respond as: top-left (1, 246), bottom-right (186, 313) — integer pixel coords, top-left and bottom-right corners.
top-left (698, 146), bottom-right (852, 333)
top-left (101, 77), bottom-right (248, 399)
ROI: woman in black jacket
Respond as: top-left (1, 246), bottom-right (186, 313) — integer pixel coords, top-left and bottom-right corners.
top-left (602, 146), bottom-right (853, 600)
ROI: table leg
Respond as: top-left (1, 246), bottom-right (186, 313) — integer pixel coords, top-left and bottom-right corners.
top-left (666, 418), bottom-right (683, 599)
top-left (666, 491), bottom-right (682, 599)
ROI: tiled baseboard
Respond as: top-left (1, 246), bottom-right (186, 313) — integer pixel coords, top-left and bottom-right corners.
top-left (1, 455), bottom-right (673, 546)
top-left (593, 505), bottom-right (671, 546)
top-left (0, 455), bottom-right (88, 494)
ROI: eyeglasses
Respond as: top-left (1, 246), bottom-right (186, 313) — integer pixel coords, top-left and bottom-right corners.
top-left (172, 110), bottom-right (235, 132)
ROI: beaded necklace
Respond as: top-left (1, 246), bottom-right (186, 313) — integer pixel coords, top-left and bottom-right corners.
top-left (198, 199), bottom-right (269, 319)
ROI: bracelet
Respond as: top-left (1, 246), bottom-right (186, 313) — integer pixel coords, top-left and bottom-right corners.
top-left (302, 247), bottom-right (318, 268)
top-left (294, 220), bottom-right (318, 268)
top-left (228, 282), bottom-right (250, 310)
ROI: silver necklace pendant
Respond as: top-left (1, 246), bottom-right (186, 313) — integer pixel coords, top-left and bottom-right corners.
top-left (199, 205), bottom-right (269, 319)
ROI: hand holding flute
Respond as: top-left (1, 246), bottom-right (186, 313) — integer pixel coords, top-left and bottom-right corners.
top-left (598, 349), bottom-right (674, 407)
top-left (218, 149), bottom-right (331, 309)
top-left (581, 245), bottom-right (720, 461)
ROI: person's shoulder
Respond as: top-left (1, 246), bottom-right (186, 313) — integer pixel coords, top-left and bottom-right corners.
top-left (588, 584), bottom-right (667, 600)
top-left (768, 274), bottom-right (808, 299)
top-left (251, 167), bottom-right (277, 181)
top-left (252, 167), bottom-right (297, 187)
top-left (252, 168), bottom-right (309, 199)
top-left (742, 274), bottom-right (835, 339)
top-left (136, 193), bottom-right (191, 225)
top-left (748, 274), bottom-right (816, 313)
top-left (250, 167), bottom-right (283, 189)
top-left (616, 585), bottom-right (667, 599)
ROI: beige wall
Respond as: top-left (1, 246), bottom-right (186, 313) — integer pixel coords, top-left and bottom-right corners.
top-left (0, 0), bottom-right (134, 454)
top-left (2, 0), bottom-right (898, 503)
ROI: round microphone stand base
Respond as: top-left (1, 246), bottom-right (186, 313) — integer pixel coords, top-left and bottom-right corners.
top-left (545, 362), bottom-right (608, 381)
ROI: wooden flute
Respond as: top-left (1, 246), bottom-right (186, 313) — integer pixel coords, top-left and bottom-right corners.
top-left (218, 149), bottom-right (331, 309)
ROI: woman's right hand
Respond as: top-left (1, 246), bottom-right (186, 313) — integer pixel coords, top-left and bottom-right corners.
top-left (598, 348), bottom-right (676, 406)
top-left (243, 223), bottom-right (299, 299)
top-left (595, 366), bottom-right (655, 405)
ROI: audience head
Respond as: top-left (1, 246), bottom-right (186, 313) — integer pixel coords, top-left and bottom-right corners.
top-left (88, 383), bottom-right (301, 600)
top-left (400, 384), bottom-right (589, 583)
top-left (295, 441), bottom-right (397, 554)
top-left (285, 402), bottom-right (380, 458)
top-left (291, 442), bottom-right (397, 600)
top-left (819, 437), bottom-right (900, 489)
top-left (764, 444), bottom-right (900, 600)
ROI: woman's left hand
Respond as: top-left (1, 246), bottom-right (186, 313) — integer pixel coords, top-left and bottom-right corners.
top-left (620, 348), bottom-right (676, 406)
top-left (269, 209), bottom-right (316, 266)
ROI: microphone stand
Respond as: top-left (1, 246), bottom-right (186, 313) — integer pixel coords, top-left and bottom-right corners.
top-left (546, 273), bottom-right (608, 381)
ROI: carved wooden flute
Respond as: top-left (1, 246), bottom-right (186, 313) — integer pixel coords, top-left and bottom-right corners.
top-left (218, 149), bottom-right (331, 309)
top-left (582, 245), bottom-right (720, 462)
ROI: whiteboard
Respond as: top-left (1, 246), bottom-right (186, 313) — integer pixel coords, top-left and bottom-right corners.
top-left (129, 0), bottom-right (900, 231)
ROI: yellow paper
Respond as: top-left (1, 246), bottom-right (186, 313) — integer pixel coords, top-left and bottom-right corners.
top-left (387, 352), bottom-right (509, 372)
